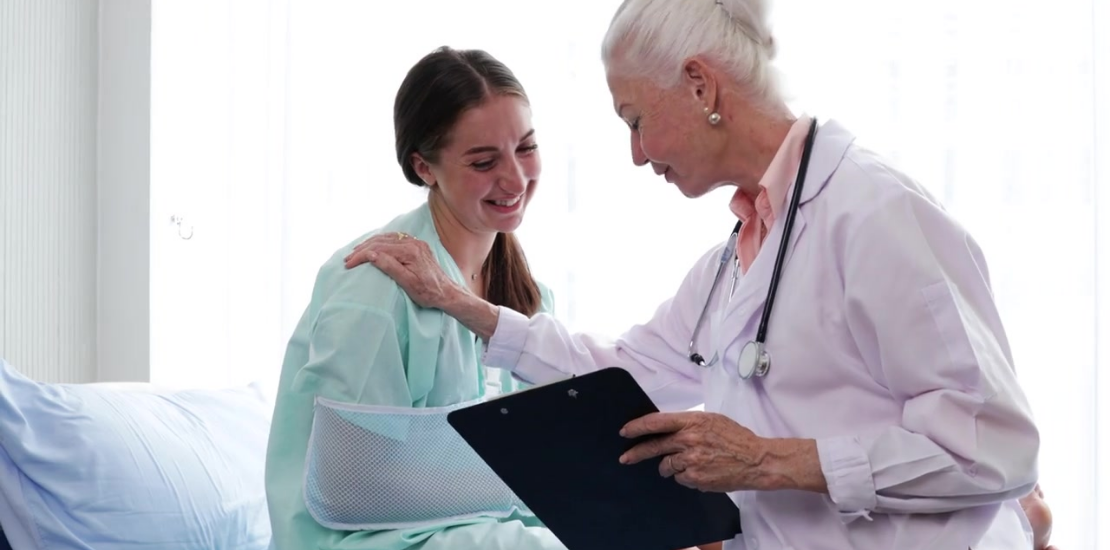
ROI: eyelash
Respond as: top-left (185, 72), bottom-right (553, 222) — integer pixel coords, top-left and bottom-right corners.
top-left (472, 144), bottom-right (540, 171)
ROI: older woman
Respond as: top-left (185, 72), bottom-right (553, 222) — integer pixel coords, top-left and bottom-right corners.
top-left (347, 1), bottom-right (1054, 549)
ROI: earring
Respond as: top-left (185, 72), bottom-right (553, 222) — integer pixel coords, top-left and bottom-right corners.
top-left (705, 107), bottom-right (721, 125)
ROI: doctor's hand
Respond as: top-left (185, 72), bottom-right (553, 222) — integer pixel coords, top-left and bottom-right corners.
top-left (619, 412), bottom-right (827, 494)
top-left (1020, 484), bottom-right (1057, 550)
top-left (344, 232), bottom-right (459, 310)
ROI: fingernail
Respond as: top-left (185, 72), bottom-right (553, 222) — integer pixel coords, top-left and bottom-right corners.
top-left (619, 428), bottom-right (627, 437)
top-left (619, 455), bottom-right (628, 464)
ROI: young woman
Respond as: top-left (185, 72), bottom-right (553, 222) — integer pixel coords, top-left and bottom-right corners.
top-left (264, 47), bottom-right (563, 550)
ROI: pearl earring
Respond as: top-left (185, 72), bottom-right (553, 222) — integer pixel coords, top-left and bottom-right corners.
top-left (705, 107), bottom-right (722, 125)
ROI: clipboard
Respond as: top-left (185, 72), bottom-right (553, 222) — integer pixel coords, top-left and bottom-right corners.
top-left (446, 367), bottom-right (743, 550)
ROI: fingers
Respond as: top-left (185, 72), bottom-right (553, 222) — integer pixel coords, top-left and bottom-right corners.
top-left (674, 470), bottom-right (699, 490)
top-left (344, 237), bottom-right (425, 269)
top-left (363, 247), bottom-right (407, 279)
top-left (620, 412), bottom-right (692, 439)
top-left (658, 453), bottom-right (690, 478)
top-left (620, 435), bottom-right (686, 465)
top-left (344, 249), bottom-right (373, 269)
top-left (345, 236), bottom-right (390, 268)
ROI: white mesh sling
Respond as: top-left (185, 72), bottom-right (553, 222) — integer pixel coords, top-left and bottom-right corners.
top-left (303, 396), bottom-right (531, 530)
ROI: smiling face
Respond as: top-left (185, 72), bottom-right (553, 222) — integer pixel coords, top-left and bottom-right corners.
top-left (607, 61), bottom-right (731, 198)
top-left (412, 94), bottom-right (540, 235)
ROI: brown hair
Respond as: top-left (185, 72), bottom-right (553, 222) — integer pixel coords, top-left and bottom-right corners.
top-left (393, 46), bottom-right (542, 317)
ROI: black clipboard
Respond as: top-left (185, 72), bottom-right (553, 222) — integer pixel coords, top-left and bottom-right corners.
top-left (447, 367), bottom-right (743, 550)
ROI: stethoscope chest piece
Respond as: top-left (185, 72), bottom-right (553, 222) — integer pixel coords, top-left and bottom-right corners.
top-left (737, 340), bottom-right (771, 379)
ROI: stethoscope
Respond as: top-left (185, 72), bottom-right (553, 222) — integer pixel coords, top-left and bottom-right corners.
top-left (687, 117), bottom-right (819, 379)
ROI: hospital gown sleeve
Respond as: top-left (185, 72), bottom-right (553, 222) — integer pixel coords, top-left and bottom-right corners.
top-left (482, 250), bottom-right (720, 411)
top-left (818, 185), bottom-right (1039, 516)
top-left (294, 301), bottom-right (567, 550)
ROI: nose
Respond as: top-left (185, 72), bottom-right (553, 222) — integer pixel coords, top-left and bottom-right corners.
top-left (630, 130), bottom-right (648, 167)
top-left (499, 157), bottom-right (528, 194)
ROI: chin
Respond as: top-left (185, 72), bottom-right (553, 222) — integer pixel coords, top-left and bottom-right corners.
top-left (675, 182), bottom-right (708, 199)
top-left (490, 214), bottom-right (525, 234)
top-left (675, 175), bottom-right (723, 199)
top-left (496, 221), bottom-right (524, 234)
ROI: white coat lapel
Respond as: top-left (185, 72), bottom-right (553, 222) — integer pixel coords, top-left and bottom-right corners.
top-left (715, 118), bottom-right (855, 341)
top-left (718, 207), bottom-right (808, 334)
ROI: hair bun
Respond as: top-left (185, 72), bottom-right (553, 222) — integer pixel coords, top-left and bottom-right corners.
top-left (717, 0), bottom-right (775, 58)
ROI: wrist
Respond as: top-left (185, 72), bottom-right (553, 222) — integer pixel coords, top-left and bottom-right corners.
top-left (440, 283), bottom-right (472, 315)
top-left (757, 438), bottom-right (829, 494)
top-left (442, 286), bottom-right (500, 341)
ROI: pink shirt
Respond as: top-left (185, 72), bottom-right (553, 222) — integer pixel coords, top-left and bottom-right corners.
top-left (728, 116), bottom-right (813, 274)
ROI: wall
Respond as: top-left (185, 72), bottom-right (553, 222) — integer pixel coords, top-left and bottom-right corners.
top-left (0, 0), bottom-right (100, 383)
top-left (97, 0), bottom-right (151, 382)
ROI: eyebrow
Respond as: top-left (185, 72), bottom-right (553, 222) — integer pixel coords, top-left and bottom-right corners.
top-left (463, 129), bottom-right (536, 155)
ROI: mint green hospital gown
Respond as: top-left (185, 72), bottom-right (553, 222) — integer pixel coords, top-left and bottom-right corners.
top-left (265, 202), bottom-right (565, 550)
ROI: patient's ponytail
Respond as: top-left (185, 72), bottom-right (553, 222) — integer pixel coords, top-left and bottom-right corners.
top-left (483, 232), bottom-right (542, 317)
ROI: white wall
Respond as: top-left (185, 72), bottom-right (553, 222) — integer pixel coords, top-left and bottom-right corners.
top-left (97, 0), bottom-right (151, 382)
top-left (0, 0), bottom-right (100, 383)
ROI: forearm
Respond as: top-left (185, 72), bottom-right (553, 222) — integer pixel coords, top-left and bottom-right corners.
top-left (758, 438), bottom-right (828, 494)
top-left (816, 425), bottom-right (1037, 515)
top-left (441, 284), bottom-right (704, 411)
top-left (482, 305), bottom-right (704, 410)
top-left (442, 286), bottom-right (500, 341)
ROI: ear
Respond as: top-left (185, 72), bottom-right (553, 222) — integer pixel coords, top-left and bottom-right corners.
top-left (682, 57), bottom-right (719, 114)
top-left (411, 153), bottom-right (437, 187)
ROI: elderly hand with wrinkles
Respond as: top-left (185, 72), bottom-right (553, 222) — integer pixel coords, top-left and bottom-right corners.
top-left (620, 410), bottom-right (1059, 550)
top-left (618, 411), bottom-right (826, 494)
top-left (345, 231), bottom-right (462, 310)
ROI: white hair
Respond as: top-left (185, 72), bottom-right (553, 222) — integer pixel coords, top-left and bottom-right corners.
top-left (602, 0), bottom-right (781, 104)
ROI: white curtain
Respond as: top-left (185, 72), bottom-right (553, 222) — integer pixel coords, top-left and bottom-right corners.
top-left (149, 0), bottom-right (1107, 547)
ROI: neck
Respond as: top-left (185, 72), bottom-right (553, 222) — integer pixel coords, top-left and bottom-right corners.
top-left (428, 192), bottom-right (496, 281)
top-left (719, 97), bottom-right (796, 199)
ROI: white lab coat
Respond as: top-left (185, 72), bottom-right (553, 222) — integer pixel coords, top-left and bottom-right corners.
top-left (483, 119), bottom-right (1039, 550)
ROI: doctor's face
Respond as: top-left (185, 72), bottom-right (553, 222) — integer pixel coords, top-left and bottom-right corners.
top-left (607, 71), bottom-right (727, 198)
top-left (413, 95), bottom-right (541, 235)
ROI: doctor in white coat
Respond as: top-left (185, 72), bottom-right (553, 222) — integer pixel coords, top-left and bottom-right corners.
top-left (346, 0), bottom-right (1050, 548)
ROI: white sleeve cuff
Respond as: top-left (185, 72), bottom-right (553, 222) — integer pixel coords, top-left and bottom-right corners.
top-left (481, 306), bottom-right (529, 370)
top-left (817, 435), bottom-right (878, 520)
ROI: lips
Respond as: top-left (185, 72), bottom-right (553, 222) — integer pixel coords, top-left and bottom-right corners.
top-left (487, 196), bottom-right (522, 207)
top-left (484, 195), bottom-right (525, 214)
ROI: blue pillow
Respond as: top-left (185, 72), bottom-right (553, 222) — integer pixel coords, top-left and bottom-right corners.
top-left (0, 359), bottom-right (272, 550)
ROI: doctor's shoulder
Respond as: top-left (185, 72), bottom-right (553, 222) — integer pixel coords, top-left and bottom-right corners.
top-left (819, 145), bottom-right (961, 233)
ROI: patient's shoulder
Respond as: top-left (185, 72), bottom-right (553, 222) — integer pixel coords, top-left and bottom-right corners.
top-left (308, 203), bottom-right (440, 315)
